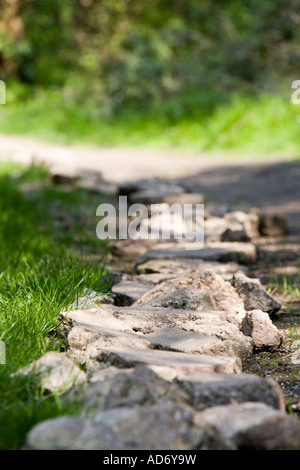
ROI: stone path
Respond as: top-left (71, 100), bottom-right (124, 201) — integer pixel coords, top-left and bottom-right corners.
top-left (14, 162), bottom-right (300, 450)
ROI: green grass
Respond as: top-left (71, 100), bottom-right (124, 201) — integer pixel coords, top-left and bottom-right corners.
top-left (1, 83), bottom-right (300, 158)
top-left (0, 161), bottom-right (111, 449)
top-left (272, 262), bottom-right (300, 302)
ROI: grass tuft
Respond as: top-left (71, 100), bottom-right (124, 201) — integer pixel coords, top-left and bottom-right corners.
top-left (0, 161), bottom-right (110, 449)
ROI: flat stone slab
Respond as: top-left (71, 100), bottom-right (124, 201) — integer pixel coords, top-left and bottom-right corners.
top-left (197, 402), bottom-right (300, 450)
top-left (144, 328), bottom-right (232, 356)
top-left (135, 242), bottom-right (257, 266)
top-left (101, 304), bottom-right (252, 358)
top-left (136, 258), bottom-right (247, 280)
top-left (59, 308), bottom-right (132, 336)
top-left (68, 325), bottom-right (152, 371)
top-left (98, 348), bottom-right (242, 374)
top-left (177, 372), bottom-right (285, 411)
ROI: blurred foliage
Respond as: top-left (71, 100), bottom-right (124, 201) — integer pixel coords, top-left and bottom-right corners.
top-left (0, 0), bottom-right (300, 116)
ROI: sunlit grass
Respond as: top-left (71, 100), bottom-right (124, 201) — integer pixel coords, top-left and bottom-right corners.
top-left (0, 162), bottom-right (110, 449)
top-left (0, 84), bottom-right (299, 158)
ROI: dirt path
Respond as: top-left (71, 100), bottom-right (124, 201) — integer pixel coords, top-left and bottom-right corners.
top-left (1, 133), bottom-right (299, 235)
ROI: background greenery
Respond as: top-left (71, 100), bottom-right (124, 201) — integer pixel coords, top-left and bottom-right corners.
top-left (0, 0), bottom-right (300, 155)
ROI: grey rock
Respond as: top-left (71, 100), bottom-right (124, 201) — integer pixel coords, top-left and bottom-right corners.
top-left (144, 327), bottom-right (233, 356)
top-left (204, 217), bottom-right (229, 243)
top-left (15, 352), bottom-right (86, 393)
top-left (68, 325), bottom-right (151, 371)
top-left (23, 416), bottom-right (126, 450)
top-left (95, 348), bottom-right (242, 374)
top-left (101, 303), bottom-right (252, 359)
top-left (58, 308), bottom-right (130, 338)
top-left (90, 401), bottom-right (234, 450)
top-left (135, 241), bottom-right (257, 266)
top-left (230, 271), bottom-right (281, 314)
top-left (241, 310), bottom-right (282, 351)
top-left (138, 203), bottom-right (201, 241)
top-left (134, 271), bottom-right (246, 326)
top-left (222, 211), bottom-right (259, 242)
top-left (135, 258), bottom-right (246, 281)
top-left (198, 402), bottom-right (300, 450)
top-left (204, 211), bottom-right (259, 243)
top-left (152, 287), bottom-right (218, 310)
top-left (75, 366), bottom-right (190, 413)
top-left (88, 366), bottom-right (134, 383)
top-left (76, 304), bottom-right (252, 360)
top-left (176, 316), bottom-right (252, 359)
top-left (110, 239), bottom-right (160, 260)
top-left (259, 213), bottom-right (289, 237)
top-left (178, 372), bottom-right (285, 411)
top-left (112, 282), bottom-right (152, 306)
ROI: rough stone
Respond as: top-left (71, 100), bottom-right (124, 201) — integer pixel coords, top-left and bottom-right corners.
top-left (58, 308), bottom-right (131, 338)
top-left (204, 217), bottom-right (229, 243)
top-left (222, 211), bottom-right (259, 242)
top-left (198, 402), bottom-right (300, 450)
top-left (259, 213), bottom-right (289, 237)
top-left (135, 258), bottom-right (246, 280)
top-left (230, 271), bottom-right (281, 314)
top-left (138, 203), bottom-right (201, 241)
top-left (88, 366), bottom-right (135, 383)
top-left (204, 211), bottom-right (259, 244)
top-left (23, 416), bottom-right (126, 450)
top-left (177, 372), bottom-right (285, 411)
top-left (134, 271), bottom-right (246, 326)
top-left (112, 281), bottom-right (152, 306)
top-left (144, 327), bottom-right (234, 356)
top-left (74, 304), bottom-right (253, 359)
top-left (135, 241), bottom-right (257, 267)
top-left (110, 239), bottom-right (160, 260)
top-left (95, 348), bottom-right (242, 374)
top-left (175, 316), bottom-right (252, 359)
top-left (241, 310), bottom-right (283, 351)
top-left (75, 366), bottom-right (190, 413)
top-left (90, 401), bottom-right (234, 450)
top-left (68, 325), bottom-right (151, 371)
top-left (15, 352), bottom-right (86, 393)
